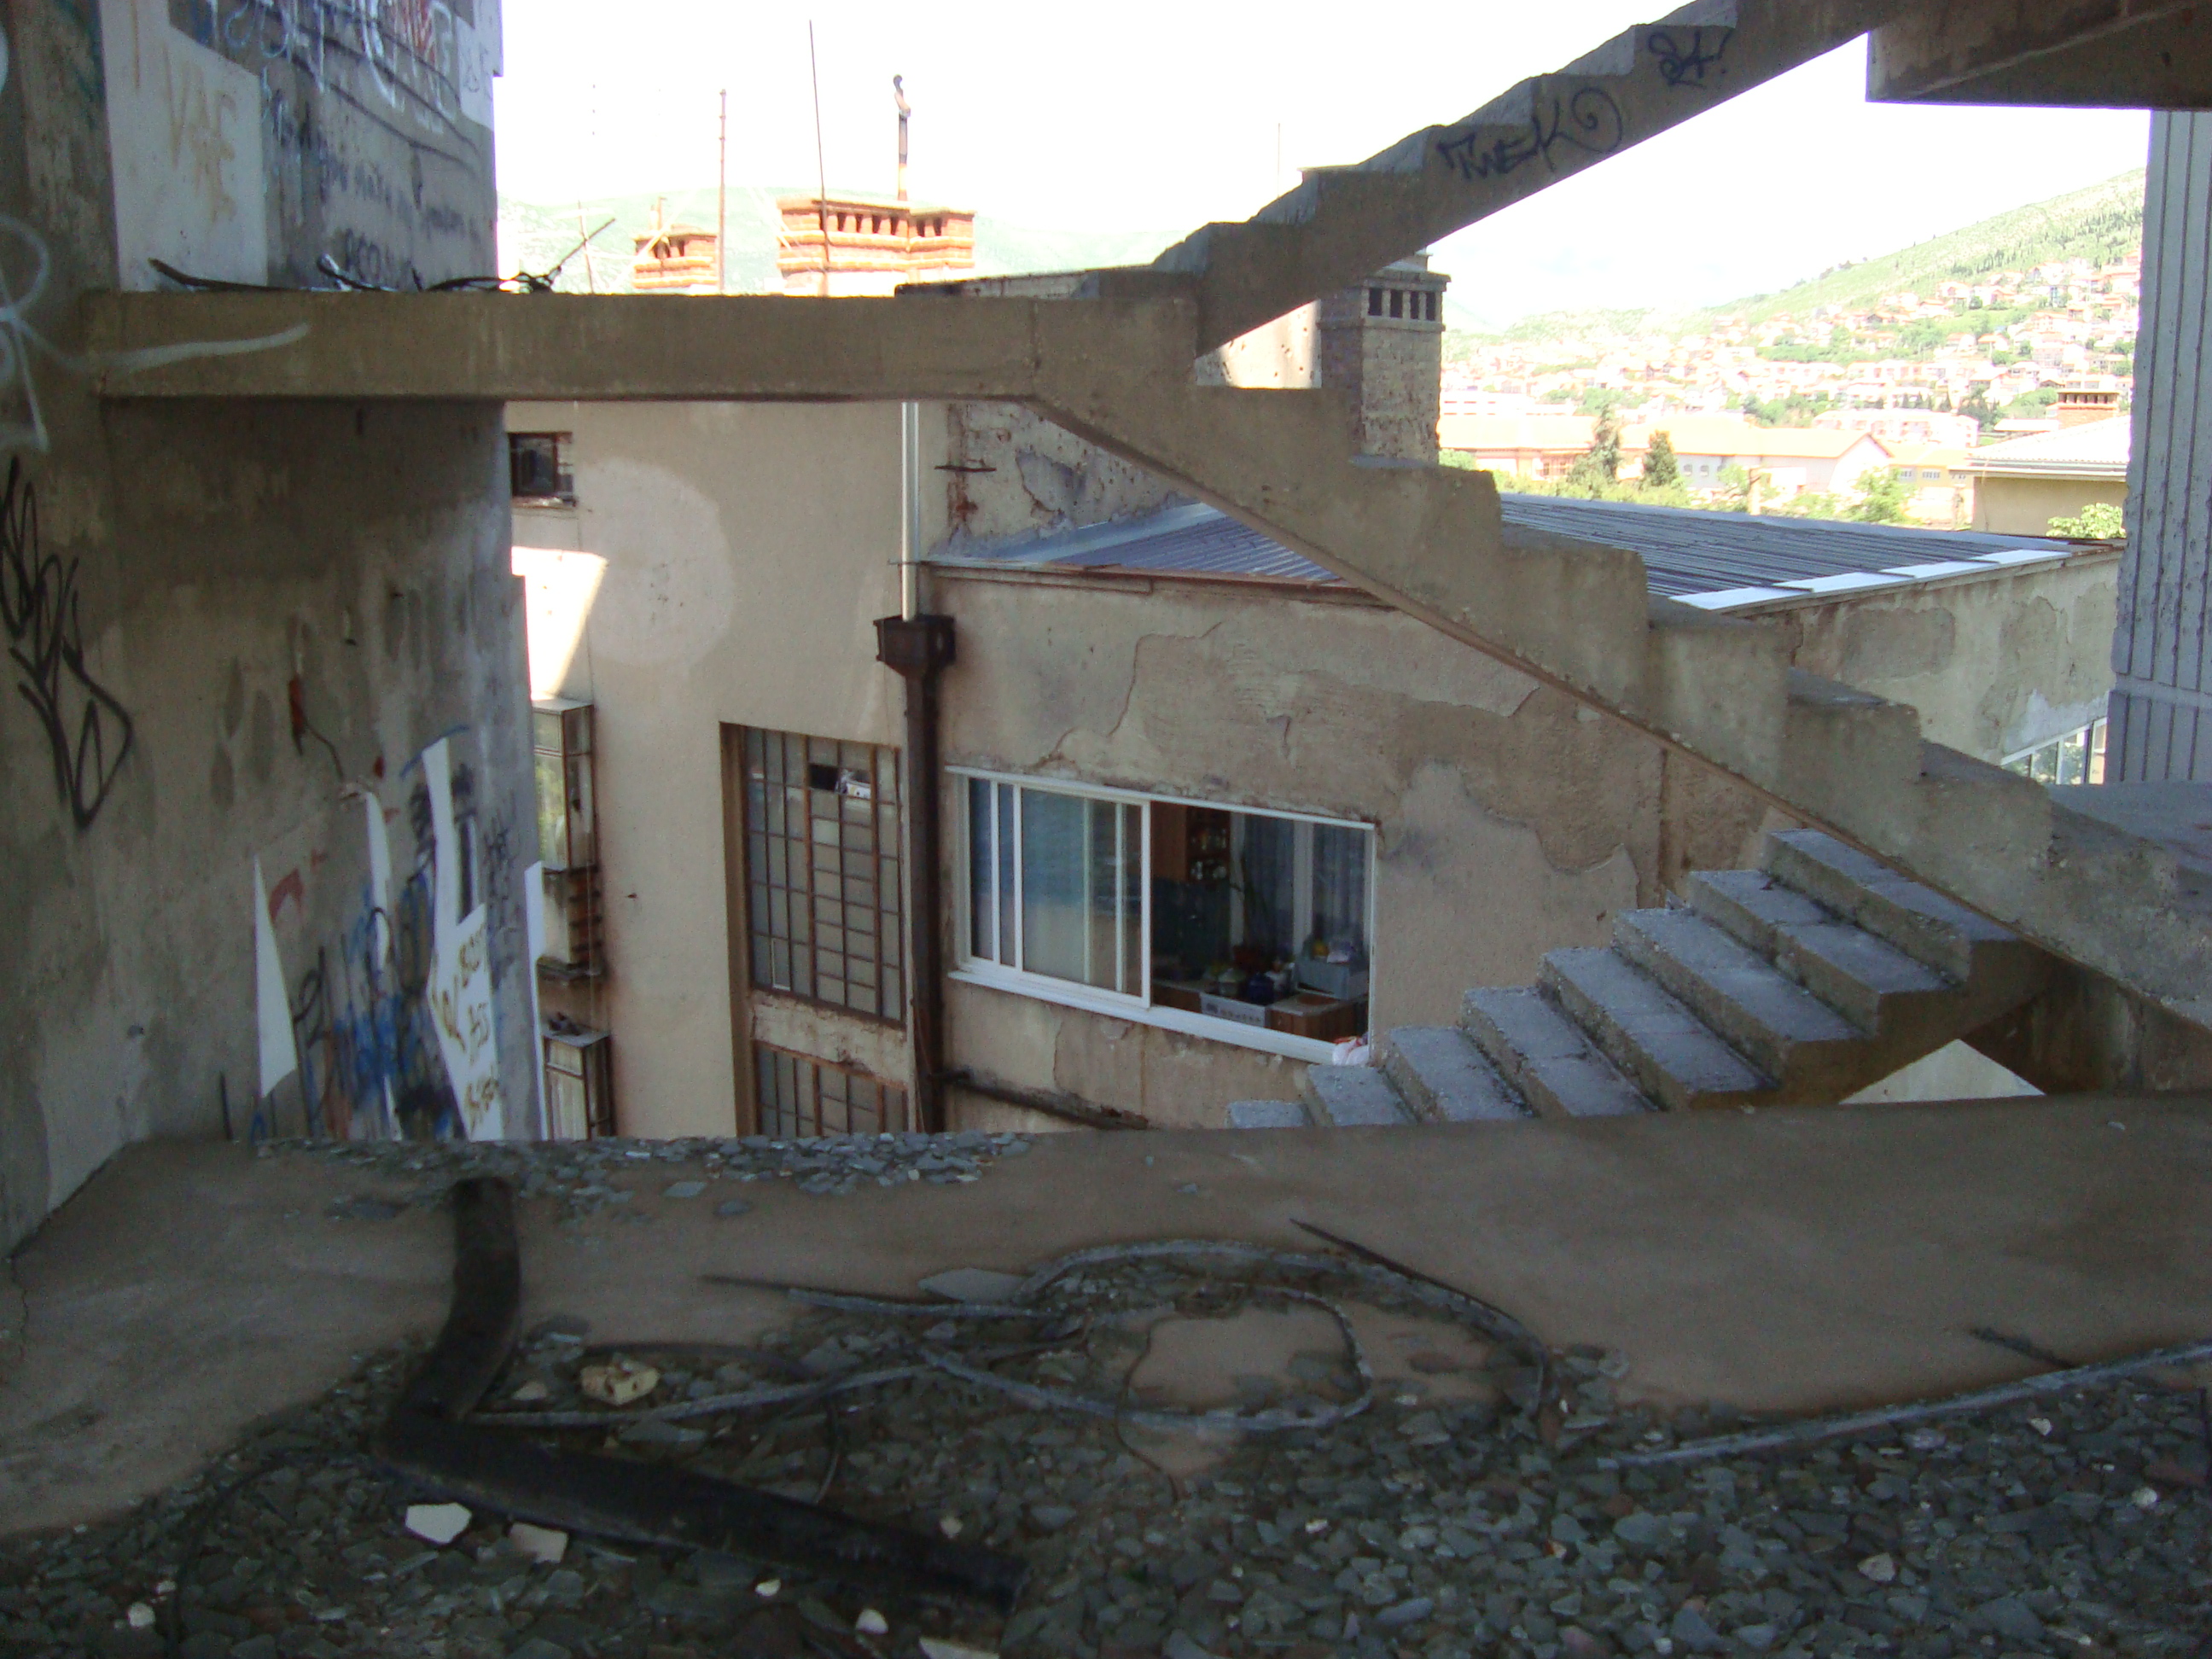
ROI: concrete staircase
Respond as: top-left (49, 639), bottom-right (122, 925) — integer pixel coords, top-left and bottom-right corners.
top-left (1228, 830), bottom-right (2054, 1130)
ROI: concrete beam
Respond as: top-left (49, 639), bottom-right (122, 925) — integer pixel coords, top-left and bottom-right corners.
top-left (84, 291), bottom-right (1198, 405)
top-left (1869, 0), bottom-right (2212, 108)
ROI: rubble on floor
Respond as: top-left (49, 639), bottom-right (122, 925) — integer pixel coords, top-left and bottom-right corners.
top-left (4, 1243), bottom-right (2209, 1659)
top-left (293, 1132), bottom-right (1034, 1219)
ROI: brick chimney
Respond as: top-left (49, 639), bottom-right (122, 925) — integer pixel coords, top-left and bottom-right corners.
top-left (2052, 379), bottom-right (2122, 429)
top-left (1316, 255), bottom-right (1449, 463)
top-left (1200, 254), bottom-right (1450, 463)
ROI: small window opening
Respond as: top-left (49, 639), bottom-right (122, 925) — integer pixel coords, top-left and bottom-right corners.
top-left (509, 432), bottom-right (574, 504)
top-left (1367, 287), bottom-right (1383, 317)
top-left (1388, 290), bottom-right (1404, 319)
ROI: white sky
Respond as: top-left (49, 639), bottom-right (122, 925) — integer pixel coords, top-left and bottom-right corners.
top-left (492, 2), bottom-right (2151, 323)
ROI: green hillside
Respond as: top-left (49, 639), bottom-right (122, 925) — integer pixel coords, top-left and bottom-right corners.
top-left (1703, 168), bottom-right (2144, 325)
top-left (498, 188), bottom-right (1175, 294)
top-left (1446, 168), bottom-right (2146, 350)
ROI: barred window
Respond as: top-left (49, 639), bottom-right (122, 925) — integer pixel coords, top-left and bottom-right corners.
top-left (754, 1043), bottom-right (906, 1138)
top-left (741, 728), bottom-right (904, 1022)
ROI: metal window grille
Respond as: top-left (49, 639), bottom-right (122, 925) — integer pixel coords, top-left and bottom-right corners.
top-left (753, 1043), bottom-right (906, 1138)
top-left (741, 728), bottom-right (905, 1022)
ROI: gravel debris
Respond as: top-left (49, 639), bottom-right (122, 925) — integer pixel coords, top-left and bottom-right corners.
top-left (7, 1240), bottom-right (2210, 1659)
top-left (288, 1130), bottom-right (1035, 1220)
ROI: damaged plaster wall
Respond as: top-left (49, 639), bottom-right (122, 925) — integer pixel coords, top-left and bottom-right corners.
top-left (508, 399), bottom-right (912, 1139)
top-left (1767, 553), bottom-right (2119, 761)
top-left (940, 402), bottom-right (1186, 550)
top-left (935, 574), bottom-right (1661, 1126)
top-left (2, 3), bottom-right (527, 1252)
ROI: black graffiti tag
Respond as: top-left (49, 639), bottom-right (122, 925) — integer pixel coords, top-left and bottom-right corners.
top-left (1648, 26), bottom-right (1732, 91)
top-left (1435, 86), bottom-right (1627, 183)
top-left (0, 458), bottom-right (134, 828)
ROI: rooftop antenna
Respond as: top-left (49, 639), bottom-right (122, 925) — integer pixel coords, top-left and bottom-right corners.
top-left (894, 74), bottom-right (910, 202)
top-left (808, 21), bottom-right (830, 297)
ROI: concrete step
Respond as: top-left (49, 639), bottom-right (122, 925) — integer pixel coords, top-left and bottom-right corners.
top-left (1227, 1100), bottom-right (1313, 1130)
top-left (1461, 987), bottom-right (1656, 1119)
top-left (1685, 868), bottom-right (1952, 1030)
top-left (1612, 907), bottom-right (1864, 1093)
top-left (1300, 1066), bottom-right (1415, 1127)
top-left (1376, 1026), bottom-right (1529, 1123)
top-left (1540, 947), bottom-right (1770, 1111)
top-left (1761, 828), bottom-right (2028, 983)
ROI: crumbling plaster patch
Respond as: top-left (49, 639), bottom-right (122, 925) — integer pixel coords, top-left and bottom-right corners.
top-left (946, 979), bottom-right (1296, 1130)
top-left (943, 403), bottom-right (1186, 547)
top-left (1379, 763), bottom-right (1641, 1027)
top-left (1772, 562), bottom-right (2116, 762)
top-left (749, 996), bottom-right (913, 1096)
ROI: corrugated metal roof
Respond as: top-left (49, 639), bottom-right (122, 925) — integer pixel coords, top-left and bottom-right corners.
top-left (937, 495), bottom-right (2081, 608)
top-left (941, 501), bottom-right (1338, 584)
top-left (1496, 496), bottom-right (2065, 601)
top-left (1963, 414), bottom-right (2130, 477)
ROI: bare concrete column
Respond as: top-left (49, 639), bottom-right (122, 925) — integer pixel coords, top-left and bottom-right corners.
top-left (2110, 112), bottom-right (2212, 780)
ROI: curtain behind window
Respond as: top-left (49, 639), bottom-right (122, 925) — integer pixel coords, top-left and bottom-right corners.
top-left (1237, 812), bottom-right (1296, 956)
top-left (1313, 824), bottom-right (1367, 960)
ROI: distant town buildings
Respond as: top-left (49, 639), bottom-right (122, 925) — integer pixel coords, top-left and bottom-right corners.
top-left (1441, 253), bottom-right (2141, 527)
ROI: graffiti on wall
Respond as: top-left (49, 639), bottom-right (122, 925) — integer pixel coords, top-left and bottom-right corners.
top-left (0, 460), bottom-right (136, 828)
top-left (252, 731), bottom-right (508, 1141)
top-left (194, 0), bottom-right (499, 129)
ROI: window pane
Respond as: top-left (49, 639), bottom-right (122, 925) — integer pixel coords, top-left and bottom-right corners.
top-left (1087, 798), bottom-right (1123, 990)
top-left (1239, 812), bottom-right (1298, 957)
top-left (996, 785), bottom-right (1016, 963)
top-left (1312, 824), bottom-right (1370, 957)
top-left (1123, 802), bottom-right (1144, 996)
top-left (1021, 789), bottom-right (1091, 984)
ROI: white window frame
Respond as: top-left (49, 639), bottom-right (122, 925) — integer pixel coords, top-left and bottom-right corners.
top-left (949, 766), bottom-right (1377, 1063)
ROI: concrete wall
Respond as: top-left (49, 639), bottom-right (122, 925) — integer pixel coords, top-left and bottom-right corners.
top-left (2, 3), bottom-right (528, 1252)
top-left (2110, 110), bottom-right (2212, 781)
top-left (1970, 474), bottom-right (2128, 536)
top-left (505, 400), bottom-right (2124, 1142)
top-left (509, 399), bottom-right (911, 1138)
top-left (1753, 553), bottom-right (2120, 761)
top-left (934, 571), bottom-right (1664, 1126)
top-left (941, 403), bottom-right (1184, 551)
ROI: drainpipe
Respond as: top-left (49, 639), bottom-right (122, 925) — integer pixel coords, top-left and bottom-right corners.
top-left (876, 401), bottom-right (955, 1132)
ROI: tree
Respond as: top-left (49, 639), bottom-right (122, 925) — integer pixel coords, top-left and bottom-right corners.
top-left (1561, 407), bottom-right (1623, 493)
top-left (1847, 468), bottom-right (1913, 524)
top-left (1959, 387), bottom-right (1998, 430)
top-left (1713, 463), bottom-right (1755, 513)
top-left (2048, 502), bottom-right (2125, 539)
top-left (1577, 386), bottom-right (1648, 416)
top-left (1642, 430), bottom-right (1679, 490)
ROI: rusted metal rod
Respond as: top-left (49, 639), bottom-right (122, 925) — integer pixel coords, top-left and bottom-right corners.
top-left (373, 1176), bottom-right (1027, 1610)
